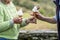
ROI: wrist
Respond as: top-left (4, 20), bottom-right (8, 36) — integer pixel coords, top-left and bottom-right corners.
top-left (10, 20), bottom-right (14, 26)
top-left (25, 19), bottom-right (30, 24)
top-left (36, 14), bottom-right (44, 20)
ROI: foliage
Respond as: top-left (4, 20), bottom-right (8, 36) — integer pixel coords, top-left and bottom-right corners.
top-left (32, 0), bottom-right (38, 2)
top-left (13, 0), bottom-right (56, 16)
top-left (13, 0), bottom-right (56, 30)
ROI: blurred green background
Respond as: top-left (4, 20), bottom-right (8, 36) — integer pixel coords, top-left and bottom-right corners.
top-left (13, 0), bottom-right (57, 31)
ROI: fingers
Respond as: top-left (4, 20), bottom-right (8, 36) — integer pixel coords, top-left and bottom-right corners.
top-left (18, 18), bottom-right (22, 24)
top-left (13, 17), bottom-right (22, 24)
top-left (31, 18), bottom-right (37, 24)
top-left (28, 17), bottom-right (37, 24)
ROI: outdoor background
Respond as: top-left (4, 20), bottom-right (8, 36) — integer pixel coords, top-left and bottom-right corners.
top-left (13, 0), bottom-right (57, 31)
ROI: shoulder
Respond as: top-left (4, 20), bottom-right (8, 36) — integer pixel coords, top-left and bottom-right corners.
top-left (10, 2), bottom-right (15, 6)
top-left (10, 2), bottom-right (16, 8)
top-left (0, 2), bottom-right (4, 9)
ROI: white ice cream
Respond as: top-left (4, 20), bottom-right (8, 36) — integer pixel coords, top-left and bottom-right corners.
top-left (18, 8), bottom-right (23, 16)
top-left (32, 6), bottom-right (39, 12)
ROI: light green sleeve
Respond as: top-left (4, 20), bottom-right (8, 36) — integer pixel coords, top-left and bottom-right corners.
top-left (0, 7), bottom-right (13, 32)
top-left (20, 19), bottom-right (29, 28)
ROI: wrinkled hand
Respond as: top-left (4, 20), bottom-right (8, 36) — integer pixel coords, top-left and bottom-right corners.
top-left (30, 5), bottom-right (40, 17)
top-left (27, 16), bottom-right (37, 24)
top-left (31, 12), bottom-right (44, 20)
top-left (13, 17), bottom-right (22, 24)
top-left (30, 6), bottom-right (40, 24)
top-left (31, 5), bottom-right (41, 19)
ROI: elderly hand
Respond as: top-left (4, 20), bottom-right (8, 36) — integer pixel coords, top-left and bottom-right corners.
top-left (30, 6), bottom-right (40, 24)
top-left (26, 16), bottom-right (37, 24)
top-left (31, 6), bottom-right (40, 16)
top-left (13, 17), bottom-right (22, 24)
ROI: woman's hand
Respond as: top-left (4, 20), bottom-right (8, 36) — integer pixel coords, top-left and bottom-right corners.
top-left (13, 16), bottom-right (37, 24)
top-left (13, 17), bottom-right (22, 24)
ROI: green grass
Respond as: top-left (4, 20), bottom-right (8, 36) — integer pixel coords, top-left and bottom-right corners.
top-left (20, 13), bottom-right (57, 31)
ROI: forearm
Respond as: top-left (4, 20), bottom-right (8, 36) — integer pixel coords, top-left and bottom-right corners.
top-left (36, 14), bottom-right (56, 24)
top-left (41, 17), bottom-right (56, 24)
top-left (0, 20), bottom-right (14, 32)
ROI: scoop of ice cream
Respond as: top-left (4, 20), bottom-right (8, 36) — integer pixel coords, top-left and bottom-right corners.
top-left (32, 6), bottom-right (39, 12)
top-left (18, 8), bottom-right (23, 16)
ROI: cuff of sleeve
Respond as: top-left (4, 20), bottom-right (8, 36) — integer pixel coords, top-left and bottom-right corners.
top-left (53, 16), bottom-right (57, 21)
top-left (20, 19), bottom-right (28, 27)
top-left (10, 20), bottom-right (14, 26)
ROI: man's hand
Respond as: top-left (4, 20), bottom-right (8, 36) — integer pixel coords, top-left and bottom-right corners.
top-left (26, 16), bottom-right (37, 24)
top-left (31, 5), bottom-right (43, 19)
top-left (30, 6), bottom-right (40, 24)
top-left (31, 11), bottom-right (57, 24)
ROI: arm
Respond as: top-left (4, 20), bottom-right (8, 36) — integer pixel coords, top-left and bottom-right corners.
top-left (20, 17), bottom-right (36, 27)
top-left (20, 19), bottom-right (29, 27)
top-left (35, 12), bottom-right (56, 24)
top-left (32, 6), bottom-right (56, 24)
top-left (0, 7), bottom-right (14, 32)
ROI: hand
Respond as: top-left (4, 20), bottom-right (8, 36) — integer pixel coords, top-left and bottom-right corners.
top-left (13, 17), bottom-right (22, 24)
top-left (30, 11), bottom-right (44, 20)
top-left (31, 5), bottom-right (40, 18)
top-left (26, 16), bottom-right (37, 24)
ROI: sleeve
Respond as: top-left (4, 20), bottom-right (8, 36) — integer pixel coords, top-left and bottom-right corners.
top-left (0, 7), bottom-right (14, 32)
top-left (53, 15), bottom-right (57, 21)
top-left (20, 19), bottom-right (29, 27)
